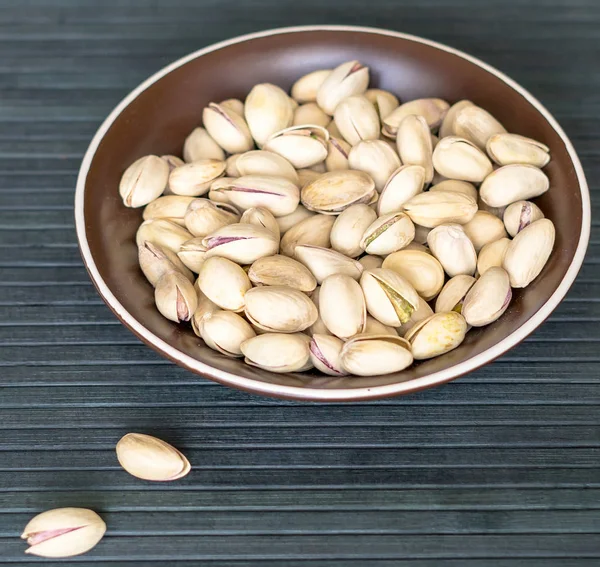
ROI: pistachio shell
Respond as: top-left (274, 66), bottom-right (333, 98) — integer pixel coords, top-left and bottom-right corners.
top-left (403, 191), bottom-right (478, 228)
top-left (202, 102), bottom-right (254, 154)
top-left (319, 274), bottom-right (367, 339)
top-left (154, 271), bottom-right (198, 322)
top-left (486, 133), bottom-right (550, 167)
top-left (382, 249), bottom-right (445, 301)
top-left (220, 98), bottom-right (245, 115)
top-left (306, 286), bottom-right (332, 337)
top-left (241, 333), bottom-right (312, 373)
top-left (177, 237), bottom-right (208, 273)
top-left (382, 98), bottom-right (449, 138)
top-left (309, 334), bottom-right (348, 375)
top-left (477, 193), bottom-right (507, 220)
top-left (280, 214), bottom-right (335, 257)
top-left (276, 205), bottom-right (316, 234)
top-left (404, 311), bottom-right (467, 360)
top-left (197, 256), bottom-right (251, 312)
top-left (316, 60), bottom-right (370, 115)
top-left (348, 139), bottom-right (402, 191)
top-left (462, 210), bottom-right (508, 252)
top-left (358, 254), bottom-right (384, 270)
top-left (432, 136), bottom-right (493, 182)
top-left (427, 223), bottom-right (477, 277)
top-left (462, 266), bottom-right (512, 326)
top-left (161, 155), bottom-right (185, 194)
top-left (143, 195), bottom-right (195, 226)
top-left (434, 274), bottom-right (477, 314)
top-left (292, 69), bottom-right (332, 103)
top-left (364, 315), bottom-right (399, 337)
top-left (396, 115), bottom-right (434, 183)
top-left (225, 153), bottom-right (242, 177)
top-left (330, 204), bottom-right (377, 258)
top-left (202, 223), bottom-right (279, 264)
top-left (480, 164), bottom-right (549, 208)
top-left (263, 125), bottom-right (329, 169)
top-left (503, 200), bottom-right (545, 237)
top-left (453, 104), bottom-right (506, 150)
top-left (184, 198), bottom-right (239, 238)
top-left (136, 218), bottom-right (193, 253)
top-left (439, 100), bottom-right (473, 138)
top-left (248, 254), bottom-right (317, 292)
top-left (240, 206), bottom-right (280, 239)
top-left (236, 150), bottom-right (299, 184)
top-left (244, 83), bottom-right (294, 146)
top-left (295, 244), bottom-right (364, 284)
top-left (360, 211), bottom-right (415, 256)
top-left (293, 102), bottom-right (331, 128)
top-left (119, 155), bottom-right (169, 207)
top-left (340, 334), bottom-right (413, 376)
top-left (169, 159), bottom-right (226, 197)
top-left (326, 120), bottom-right (344, 140)
top-left (377, 165), bottom-right (425, 216)
top-left (325, 136), bottom-right (351, 171)
top-left (477, 237), bottom-right (511, 276)
top-left (365, 88), bottom-right (400, 120)
top-left (429, 179), bottom-right (478, 202)
top-left (191, 290), bottom-right (220, 337)
top-left (333, 95), bottom-right (380, 146)
top-left (397, 296), bottom-right (435, 335)
top-left (138, 241), bottom-right (194, 286)
top-left (198, 310), bottom-right (256, 357)
top-left (183, 127), bottom-right (225, 162)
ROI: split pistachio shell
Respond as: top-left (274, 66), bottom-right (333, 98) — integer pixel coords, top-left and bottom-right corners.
top-left (143, 195), bottom-right (195, 226)
top-left (462, 210), bottom-right (508, 252)
top-left (136, 218), bottom-right (193, 253)
top-left (139, 241), bottom-right (194, 286)
top-left (301, 169), bottom-right (377, 214)
top-left (220, 98), bottom-right (245, 115)
top-left (248, 254), bottom-right (317, 292)
top-left (263, 125), bottom-right (329, 169)
top-left (348, 139), bottom-right (402, 191)
top-left (330, 204), bottom-right (377, 258)
top-left (429, 179), bottom-right (478, 202)
top-left (293, 102), bottom-right (331, 128)
top-left (427, 223), bottom-right (477, 277)
top-left (202, 102), bottom-right (254, 154)
top-left (319, 274), bottom-right (367, 339)
top-left (21, 508), bottom-right (106, 558)
top-left (480, 164), bottom-right (549, 208)
top-left (358, 254), bottom-right (384, 270)
top-left (169, 159), bottom-right (226, 197)
top-left (119, 155), bottom-right (169, 207)
top-left (280, 213), bottom-right (335, 257)
top-left (404, 311), bottom-right (467, 360)
top-left (432, 136), bottom-right (493, 182)
top-left (245, 83), bottom-right (294, 146)
top-left (382, 249), bottom-right (445, 301)
top-left (503, 200), bottom-right (545, 237)
top-left (155, 271), bottom-right (198, 322)
top-left (235, 150), bottom-right (299, 184)
top-left (382, 98), bottom-right (449, 138)
top-left (276, 205), bottom-right (316, 234)
top-left (377, 165), bottom-right (425, 216)
top-left (225, 154), bottom-right (241, 177)
top-left (360, 268), bottom-right (420, 326)
top-left (116, 432), bottom-right (191, 481)
top-left (364, 315), bottom-right (398, 337)
top-left (403, 191), bottom-right (478, 228)
top-left (325, 136), bottom-right (351, 171)
top-left (397, 296), bottom-right (435, 335)
top-left (198, 310), bottom-right (256, 357)
top-left (453, 104), bottom-right (506, 150)
top-left (202, 223), bottom-right (279, 264)
top-left (487, 133), bottom-right (550, 167)
top-left (365, 88), bottom-right (400, 120)
top-left (184, 198), bottom-right (239, 238)
top-left (477, 237), bottom-right (511, 276)
top-left (340, 334), bottom-right (413, 376)
top-left (177, 237), bottom-right (208, 273)
top-left (333, 95), bottom-right (380, 146)
top-left (316, 60), bottom-right (370, 115)
top-left (292, 69), bottom-right (331, 103)
top-left (396, 115), bottom-right (434, 183)
top-left (434, 274), bottom-right (477, 314)
top-left (503, 218), bottom-right (555, 288)
top-left (197, 256), bottom-right (251, 312)
top-left (462, 266), bottom-right (512, 326)
top-left (439, 99), bottom-right (473, 138)
top-left (360, 211), bottom-right (415, 256)
top-left (183, 127), bottom-right (225, 162)
top-left (295, 244), bottom-right (364, 284)
top-left (241, 333), bottom-right (312, 373)
top-left (309, 334), bottom-right (348, 376)
top-left (240, 207), bottom-right (280, 239)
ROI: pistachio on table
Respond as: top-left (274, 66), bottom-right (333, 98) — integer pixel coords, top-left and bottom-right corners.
top-left (309, 334), bottom-right (348, 376)
top-left (382, 249), bottom-right (445, 301)
top-left (241, 333), bottom-right (313, 372)
top-left (340, 334), bottom-right (414, 376)
top-left (119, 155), bottom-right (169, 207)
top-left (319, 274), bottom-right (366, 339)
top-left (477, 237), bottom-right (511, 276)
top-left (462, 266), bottom-right (512, 326)
top-left (330, 203), bottom-right (377, 258)
top-left (503, 200), bottom-right (545, 237)
top-left (404, 311), bottom-right (468, 360)
top-left (197, 310), bottom-right (256, 357)
top-left (434, 275), bottom-right (477, 314)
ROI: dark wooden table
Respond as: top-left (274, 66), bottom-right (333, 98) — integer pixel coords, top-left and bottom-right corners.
top-left (1, 0), bottom-right (599, 564)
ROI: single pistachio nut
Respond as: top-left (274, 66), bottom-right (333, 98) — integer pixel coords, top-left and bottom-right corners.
top-left (225, 153), bottom-right (242, 177)
top-left (263, 125), bottom-right (329, 169)
top-left (245, 83), bottom-right (294, 146)
top-left (377, 165), bottom-right (425, 216)
top-left (432, 136), bottom-right (493, 182)
top-left (364, 315), bottom-right (398, 337)
top-left (503, 200), bottom-right (545, 237)
top-left (136, 218), bottom-right (193, 253)
top-left (280, 213), bottom-right (335, 257)
top-left (429, 179), bottom-right (478, 202)
top-left (477, 193), bottom-right (507, 219)
top-left (139, 241), bottom-right (194, 286)
top-left (487, 133), bottom-right (550, 167)
top-left (292, 69), bottom-right (332, 103)
top-left (169, 159), bottom-right (226, 197)
top-left (503, 218), bottom-right (555, 288)
top-left (404, 311), bottom-right (467, 360)
top-left (198, 310), bottom-right (256, 357)
top-left (462, 266), bottom-right (512, 326)
top-left (183, 127), bottom-right (225, 162)
top-left (382, 249), bottom-right (445, 301)
top-left (382, 98), bottom-right (449, 138)
top-left (358, 254), bottom-right (384, 270)
top-left (119, 155), bottom-right (169, 207)
top-left (462, 210), bottom-right (508, 252)
top-left (21, 508), bottom-right (106, 558)
top-left (143, 195), bottom-right (195, 226)
top-left (191, 289), bottom-right (220, 337)
top-left (439, 99), bottom-right (473, 138)
top-left (403, 190), bottom-right (478, 228)
top-left (155, 271), bottom-right (198, 322)
top-left (348, 139), bottom-right (402, 191)
top-left (480, 164), bottom-right (549, 208)
top-left (333, 95), bottom-right (380, 146)
top-left (396, 115), bottom-right (434, 183)
top-left (325, 136), bottom-right (351, 171)
top-left (248, 254), bottom-right (317, 292)
top-left (220, 98), bottom-right (245, 115)
top-left (197, 256), bottom-right (251, 312)
top-left (330, 203), bottom-right (377, 257)
top-left (427, 223), bottom-right (477, 277)
top-left (276, 204), bottom-right (316, 234)
top-left (293, 102), bottom-right (331, 128)
top-left (319, 274), bottom-right (367, 339)
top-left (477, 237), bottom-right (511, 276)
top-left (316, 60), bottom-right (370, 115)
top-left (184, 198), bottom-right (239, 238)
top-left (360, 211), bottom-right (415, 256)
top-left (434, 274), bottom-right (477, 314)
top-left (241, 333), bottom-right (312, 373)
top-left (202, 222), bottom-right (279, 264)
top-left (340, 334), bottom-right (413, 376)
top-left (240, 206), bottom-right (281, 239)
top-left (397, 296), bottom-right (435, 335)
top-left (453, 104), bottom-right (506, 150)
top-left (295, 244), bottom-right (364, 284)
top-left (309, 334), bottom-right (348, 376)
top-left (365, 88), bottom-right (400, 120)
top-left (202, 102), bottom-right (254, 154)
top-left (177, 237), bottom-right (208, 273)
top-left (116, 432), bottom-right (191, 481)
top-left (236, 150), bottom-right (299, 184)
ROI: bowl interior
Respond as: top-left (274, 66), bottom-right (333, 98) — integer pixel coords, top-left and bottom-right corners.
top-left (81, 28), bottom-right (584, 397)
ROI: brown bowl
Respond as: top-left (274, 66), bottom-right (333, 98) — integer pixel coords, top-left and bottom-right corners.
top-left (75, 25), bottom-right (590, 401)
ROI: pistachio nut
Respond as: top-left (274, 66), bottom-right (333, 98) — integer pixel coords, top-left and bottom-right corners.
top-left (429, 179), bottom-right (478, 202)
top-left (453, 104), bottom-right (506, 150)
top-left (462, 266), bottom-right (512, 326)
top-left (306, 286), bottom-right (332, 337)
top-left (382, 98), bottom-right (449, 138)
top-left (197, 256), bottom-right (251, 312)
top-left (119, 155), bottom-right (169, 207)
top-left (365, 88), bottom-right (400, 120)
top-left (155, 271), bottom-right (198, 322)
top-left (263, 125), bottom-right (329, 169)
top-left (426, 223), bottom-right (477, 277)
top-left (325, 136), bottom-right (351, 171)
top-left (280, 213), bottom-right (335, 257)
top-left (404, 311), bottom-right (467, 360)
top-left (191, 289), bottom-right (220, 336)
top-left (360, 268), bottom-right (420, 326)
top-left (293, 102), bottom-right (331, 128)
top-left (397, 296), bottom-right (435, 335)
top-left (236, 150), bottom-right (299, 184)
top-left (438, 99), bottom-right (473, 138)
top-left (169, 159), bottom-right (226, 197)
top-left (377, 165), bottom-right (425, 216)
top-left (177, 237), bottom-right (208, 273)
top-left (330, 203), bottom-right (377, 257)
top-left (21, 508), bottom-right (106, 558)
top-left (220, 98), bottom-right (245, 115)
top-left (136, 218), bottom-right (193, 253)
top-left (198, 310), bottom-right (256, 357)
top-left (240, 206), bottom-right (280, 239)
top-left (503, 218), bottom-right (555, 288)
top-left (202, 223), bottom-right (279, 264)
top-left (116, 432), bottom-right (191, 481)
top-left (295, 244), bottom-right (364, 284)
top-left (319, 274), bottom-right (367, 339)
top-left (477, 193), bottom-right (507, 220)
top-left (184, 198), bottom-right (240, 238)
top-left (202, 102), bottom-right (254, 154)
top-left (225, 153), bottom-right (242, 177)
top-left (462, 210), bottom-right (508, 252)
top-left (360, 211), bottom-right (415, 256)
top-left (183, 127), bottom-right (225, 162)
top-left (241, 332), bottom-right (312, 373)
top-left (143, 195), bottom-right (195, 226)
top-left (414, 223), bottom-right (432, 245)
top-left (396, 115), bottom-right (434, 183)
top-left (348, 139), bottom-right (402, 191)
top-left (340, 334), bottom-right (414, 376)
top-left (434, 274), bottom-right (476, 314)
top-left (244, 83), bottom-right (294, 146)
top-left (291, 69), bottom-right (331, 103)
top-left (432, 136), bottom-right (493, 182)
top-left (333, 95), bottom-right (380, 146)
top-left (403, 191), bottom-right (478, 228)
top-left (503, 200), bottom-right (545, 237)
top-left (248, 254), bottom-right (317, 292)
top-left (477, 237), bottom-right (511, 276)
top-left (479, 164), bottom-right (549, 208)
top-left (309, 334), bottom-right (348, 376)
top-left (382, 249), bottom-right (445, 301)
top-left (276, 204), bottom-right (316, 234)
top-left (316, 60), bottom-right (370, 115)
top-left (301, 169), bottom-right (377, 214)
top-left (358, 254), bottom-right (384, 270)
top-left (139, 241), bottom-right (194, 286)
top-left (487, 133), bottom-right (550, 168)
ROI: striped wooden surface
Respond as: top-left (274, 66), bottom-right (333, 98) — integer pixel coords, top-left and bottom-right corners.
top-left (0, 0), bottom-right (599, 564)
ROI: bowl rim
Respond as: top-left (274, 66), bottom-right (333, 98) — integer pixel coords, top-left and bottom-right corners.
top-left (75, 24), bottom-right (591, 401)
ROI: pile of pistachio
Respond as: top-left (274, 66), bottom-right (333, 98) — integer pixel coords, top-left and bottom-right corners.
top-left (120, 60), bottom-right (555, 377)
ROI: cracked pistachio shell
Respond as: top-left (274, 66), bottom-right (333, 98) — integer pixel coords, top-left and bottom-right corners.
top-left (325, 136), bottom-right (351, 171)
top-left (487, 133), bottom-right (550, 167)
top-left (248, 254), bottom-right (317, 292)
top-left (21, 508), bottom-right (106, 558)
top-left (462, 266), bottom-right (512, 326)
top-left (397, 115), bottom-right (434, 183)
top-left (276, 205), bottom-right (316, 234)
top-left (361, 211), bottom-right (415, 256)
top-left (382, 98), bottom-right (449, 138)
top-left (198, 310), bottom-right (256, 357)
top-left (397, 296), bottom-right (434, 335)
top-left (197, 256), bottom-right (251, 312)
top-left (225, 153), bottom-right (241, 177)
top-left (453, 104), bottom-right (506, 150)
top-left (184, 199), bottom-right (239, 238)
top-left (360, 268), bottom-right (420, 326)
top-left (477, 237), bottom-right (511, 276)
top-left (139, 241), bottom-right (193, 286)
top-left (320, 274), bottom-right (367, 339)
top-left (245, 285), bottom-right (318, 333)
top-left (503, 200), bottom-right (545, 237)
top-left (478, 193), bottom-right (507, 220)
top-left (377, 165), bottom-right (425, 216)
top-left (317, 60), bottom-right (370, 115)
top-left (382, 249), bottom-right (445, 301)
top-left (295, 245), bottom-right (364, 284)
top-left (263, 125), bottom-right (329, 169)
top-left (202, 102), bottom-right (254, 154)
top-left (209, 177), bottom-right (239, 201)
top-left (306, 286), bottom-right (331, 337)
top-left (155, 271), bottom-right (198, 322)
top-left (463, 210), bottom-right (508, 252)
top-left (434, 274), bottom-right (477, 314)
top-left (330, 203), bottom-right (377, 258)
top-left (119, 155), bottom-right (169, 207)
top-left (301, 169), bottom-right (377, 214)
top-left (340, 334), bottom-right (413, 376)
top-left (432, 136), bottom-right (493, 182)
top-left (333, 95), bottom-right (380, 146)
top-left (136, 218), bottom-right (193, 253)
top-left (280, 213), bottom-right (335, 257)
top-left (202, 223), bottom-right (279, 264)
top-left (292, 69), bottom-right (332, 103)
top-left (293, 102), bottom-right (331, 128)
top-left (403, 191), bottom-right (478, 228)
top-left (236, 150), bottom-right (299, 184)
top-left (358, 254), bottom-right (384, 270)
top-left (309, 334), bottom-right (348, 376)
top-left (220, 98), bottom-right (245, 115)
top-left (503, 218), bottom-right (555, 288)
top-left (429, 179), bottom-right (478, 202)
top-left (240, 207), bottom-right (280, 239)
top-left (427, 223), bottom-right (477, 277)
top-left (404, 311), bottom-right (467, 360)
top-left (365, 88), bottom-right (400, 120)
top-left (191, 289), bottom-right (220, 336)
top-left (480, 164), bottom-right (549, 208)
top-left (348, 139), bottom-right (402, 191)
top-left (439, 99), bottom-right (473, 138)
top-left (177, 237), bottom-right (208, 273)
top-left (116, 433), bottom-right (191, 482)
top-left (168, 159), bottom-right (226, 197)
top-left (245, 83), bottom-right (294, 146)
top-left (143, 195), bottom-right (194, 226)
top-left (241, 333), bottom-right (312, 373)
top-left (183, 127), bottom-right (225, 162)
